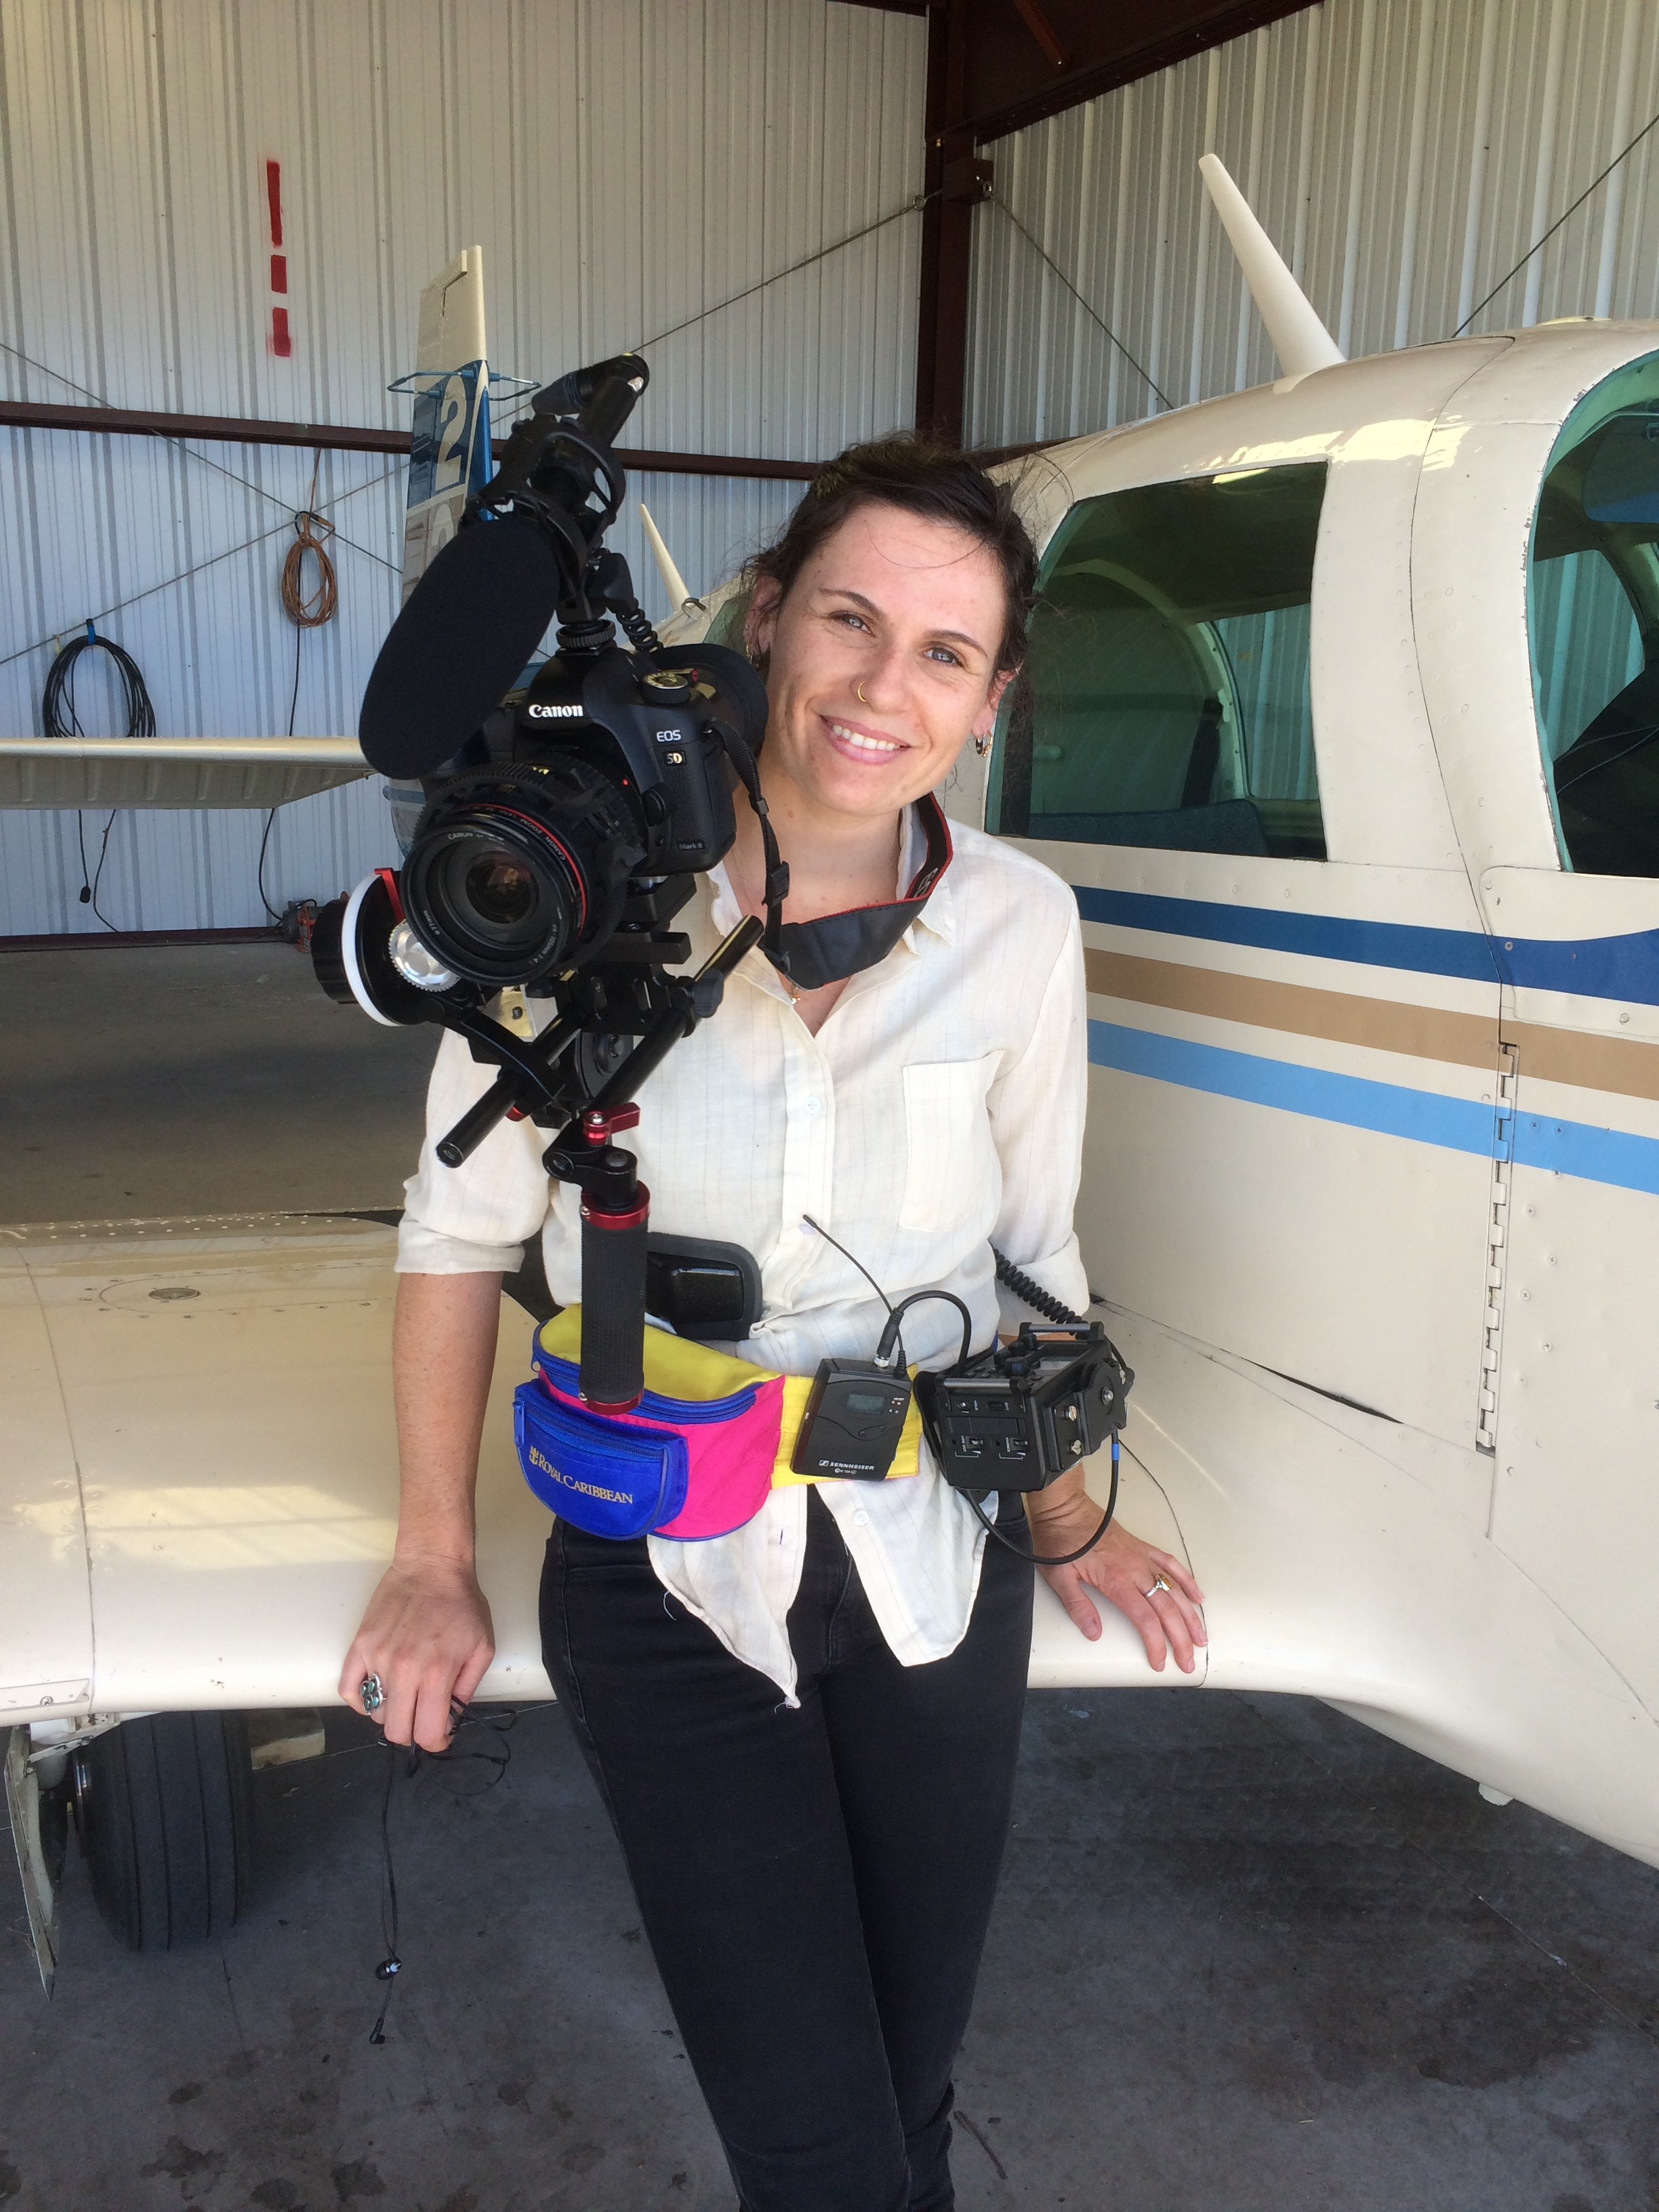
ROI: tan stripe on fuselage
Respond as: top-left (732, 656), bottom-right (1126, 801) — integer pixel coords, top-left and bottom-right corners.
top-left (1084, 948), bottom-right (1659, 1101)
top-left (1084, 949), bottom-right (1504, 1069)
top-left (1502, 1019), bottom-right (1659, 1103)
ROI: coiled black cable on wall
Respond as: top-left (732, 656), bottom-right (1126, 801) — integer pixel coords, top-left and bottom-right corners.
top-left (41, 622), bottom-right (157, 929)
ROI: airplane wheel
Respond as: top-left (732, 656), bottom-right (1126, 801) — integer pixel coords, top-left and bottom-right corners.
top-left (75, 1712), bottom-right (255, 1950)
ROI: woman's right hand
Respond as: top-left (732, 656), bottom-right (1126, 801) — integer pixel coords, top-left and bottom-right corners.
top-left (338, 1551), bottom-right (496, 1753)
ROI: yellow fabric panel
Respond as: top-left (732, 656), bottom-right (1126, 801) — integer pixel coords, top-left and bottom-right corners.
top-left (771, 1373), bottom-right (924, 1486)
top-left (535, 1308), bottom-right (925, 1484)
top-left (537, 1307), bottom-right (777, 1401)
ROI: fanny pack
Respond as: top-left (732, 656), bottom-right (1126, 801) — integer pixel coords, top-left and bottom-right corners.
top-left (513, 1306), bottom-right (924, 1541)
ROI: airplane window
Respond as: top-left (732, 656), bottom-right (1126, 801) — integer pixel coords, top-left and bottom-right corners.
top-left (1529, 352), bottom-right (1659, 876)
top-left (991, 464), bottom-right (1327, 859)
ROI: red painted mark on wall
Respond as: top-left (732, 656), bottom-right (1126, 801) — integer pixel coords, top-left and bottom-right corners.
top-left (266, 159), bottom-right (291, 357)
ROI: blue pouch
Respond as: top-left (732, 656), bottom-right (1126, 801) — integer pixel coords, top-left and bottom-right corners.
top-left (512, 1380), bottom-right (689, 1539)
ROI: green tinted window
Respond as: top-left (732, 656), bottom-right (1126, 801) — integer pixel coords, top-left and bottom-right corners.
top-left (1529, 353), bottom-right (1659, 876)
top-left (991, 464), bottom-right (1327, 859)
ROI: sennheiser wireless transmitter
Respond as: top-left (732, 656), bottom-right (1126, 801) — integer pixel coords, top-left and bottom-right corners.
top-left (790, 1361), bottom-right (913, 1480)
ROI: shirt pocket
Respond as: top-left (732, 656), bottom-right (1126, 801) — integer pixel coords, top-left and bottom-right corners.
top-left (899, 1055), bottom-right (1000, 1233)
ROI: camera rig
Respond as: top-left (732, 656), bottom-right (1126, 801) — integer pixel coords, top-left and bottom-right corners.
top-left (314, 354), bottom-right (773, 1412)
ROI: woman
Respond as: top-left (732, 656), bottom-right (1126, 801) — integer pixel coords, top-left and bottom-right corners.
top-left (342, 440), bottom-right (1206, 2212)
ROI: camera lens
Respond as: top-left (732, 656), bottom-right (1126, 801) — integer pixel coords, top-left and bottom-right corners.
top-left (412, 820), bottom-right (576, 984)
top-left (464, 851), bottom-right (537, 928)
top-left (401, 763), bottom-right (643, 988)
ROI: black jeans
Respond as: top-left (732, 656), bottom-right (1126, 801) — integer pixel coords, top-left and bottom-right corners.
top-left (539, 1488), bottom-right (1033, 2212)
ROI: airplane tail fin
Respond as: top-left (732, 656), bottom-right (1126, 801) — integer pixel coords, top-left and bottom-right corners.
top-left (1199, 154), bottom-right (1343, 382)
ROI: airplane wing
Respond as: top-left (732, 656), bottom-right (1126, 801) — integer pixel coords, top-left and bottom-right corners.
top-left (0, 735), bottom-right (369, 811)
top-left (0, 1212), bottom-right (552, 1729)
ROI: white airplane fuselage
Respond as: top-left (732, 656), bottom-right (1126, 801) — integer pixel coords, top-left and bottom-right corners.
top-left (956, 321), bottom-right (1659, 1865)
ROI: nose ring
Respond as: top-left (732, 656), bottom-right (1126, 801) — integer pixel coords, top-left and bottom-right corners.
top-left (856, 681), bottom-right (868, 705)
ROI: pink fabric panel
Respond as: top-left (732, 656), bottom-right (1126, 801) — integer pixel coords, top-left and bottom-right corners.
top-left (539, 1375), bottom-right (785, 1541)
top-left (655, 1374), bottom-right (787, 1540)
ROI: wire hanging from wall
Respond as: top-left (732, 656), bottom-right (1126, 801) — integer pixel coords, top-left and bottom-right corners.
top-left (41, 621), bottom-right (157, 930)
top-left (1451, 103), bottom-right (1659, 339)
top-left (260, 459), bottom-right (340, 922)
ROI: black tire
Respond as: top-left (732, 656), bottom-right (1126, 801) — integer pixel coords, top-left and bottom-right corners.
top-left (77, 1712), bottom-right (255, 1950)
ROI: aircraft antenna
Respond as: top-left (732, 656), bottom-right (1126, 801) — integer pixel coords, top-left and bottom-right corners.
top-left (638, 501), bottom-right (702, 616)
top-left (1199, 154), bottom-right (1344, 383)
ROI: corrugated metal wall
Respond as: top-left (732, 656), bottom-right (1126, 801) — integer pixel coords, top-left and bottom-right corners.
top-left (0, 0), bottom-right (926, 935)
top-left (966, 0), bottom-right (1659, 449)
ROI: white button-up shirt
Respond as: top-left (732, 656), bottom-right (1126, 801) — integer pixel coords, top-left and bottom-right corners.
top-left (398, 813), bottom-right (1089, 1698)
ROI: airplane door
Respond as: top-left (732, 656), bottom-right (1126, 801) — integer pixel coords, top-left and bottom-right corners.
top-left (993, 453), bottom-right (1504, 1451)
top-left (1476, 354), bottom-right (1659, 1717)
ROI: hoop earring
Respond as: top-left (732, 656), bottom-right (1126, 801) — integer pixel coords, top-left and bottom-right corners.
top-left (973, 730), bottom-right (991, 757)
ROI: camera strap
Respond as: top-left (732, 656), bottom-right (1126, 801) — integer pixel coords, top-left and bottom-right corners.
top-left (766, 794), bottom-right (954, 992)
top-left (714, 728), bottom-right (956, 994)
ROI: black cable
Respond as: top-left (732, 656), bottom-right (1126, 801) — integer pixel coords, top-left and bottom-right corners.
top-left (876, 1289), bottom-right (974, 1374)
top-left (42, 625), bottom-right (156, 930)
top-left (287, 604), bottom-right (305, 733)
top-left (801, 1213), bottom-right (893, 1318)
top-left (256, 808), bottom-right (281, 922)
top-left (991, 1246), bottom-right (1082, 1326)
top-left (964, 1456), bottom-right (1118, 1570)
top-left (366, 1700), bottom-right (520, 2046)
top-left (85, 810), bottom-right (119, 931)
top-left (43, 626), bottom-right (156, 741)
top-left (367, 1741), bottom-right (408, 2045)
top-left (714, 726), bottom-right (791, 968)
top-left (1452, 103), bottom-right (1659, 338)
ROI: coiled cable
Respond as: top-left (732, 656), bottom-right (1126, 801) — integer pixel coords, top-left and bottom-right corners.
top-left (991, 1246), bottom-right (1082, 1326)
top-left (42, 623), bottom-right (156, 743)
top-left (41, 623), bottom-right (157, 928)
top-left (279, 506), bottom-right (337, 629)
top-left (263, 478), bottom-right (341, 920)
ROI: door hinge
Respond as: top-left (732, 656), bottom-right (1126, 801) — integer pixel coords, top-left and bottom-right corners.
top-left (1477, 1043), bottom-right (1518, 1454)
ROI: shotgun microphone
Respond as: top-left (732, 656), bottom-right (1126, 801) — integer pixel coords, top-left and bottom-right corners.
top-left (356, 517), bottom-right (562, 779)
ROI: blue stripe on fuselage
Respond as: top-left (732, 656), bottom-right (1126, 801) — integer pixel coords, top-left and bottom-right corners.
top-left (1088, 1021), bottom-right (1496, 1155)
top-left (1088, 1021), bottom-right (1659, 1197)
top-left (1071, 884), bottom-right (1659, 1005)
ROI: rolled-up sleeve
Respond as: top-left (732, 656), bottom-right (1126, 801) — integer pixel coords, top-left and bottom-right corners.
top-left (395, 1028), bottom-right (552, 1275)
top-left (985, 901), bottom-right (1091, 1328)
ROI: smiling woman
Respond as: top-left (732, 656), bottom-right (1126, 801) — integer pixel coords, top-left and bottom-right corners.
top-left (348, 436), bottom-right (1205, 2212)
top-left (723, 438), bottom-right (1036, 1035)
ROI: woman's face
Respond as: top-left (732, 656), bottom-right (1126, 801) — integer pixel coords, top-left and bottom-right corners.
top-left (746, 501), bottom-right (1013, 821)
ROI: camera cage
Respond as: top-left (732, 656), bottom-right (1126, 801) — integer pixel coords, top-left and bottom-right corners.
top-left (314, 354), bottom-right (775, 1409)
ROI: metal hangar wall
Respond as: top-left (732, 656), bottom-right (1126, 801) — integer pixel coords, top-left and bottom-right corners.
top-left (0, 0), bottom-right (926, 936)
top-left (963, 0), bottom-right (1659, 447)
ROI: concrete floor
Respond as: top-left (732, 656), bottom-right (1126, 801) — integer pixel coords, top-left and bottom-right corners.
top-left (0, 939), bottom-right (434, 1221)
top-left (5, 940), bottom-right (1659, 2211)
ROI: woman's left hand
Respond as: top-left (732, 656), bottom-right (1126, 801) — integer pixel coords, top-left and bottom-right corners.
top-left (1025, 1481), bottom-right (1207, 1673)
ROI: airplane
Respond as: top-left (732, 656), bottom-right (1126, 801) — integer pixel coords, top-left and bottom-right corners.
top-left (5, 162), bottom-right (1658, 1996)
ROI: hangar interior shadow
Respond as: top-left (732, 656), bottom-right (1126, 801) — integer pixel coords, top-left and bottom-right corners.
top-left (3, 938), bottom-right (1658, 2212)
